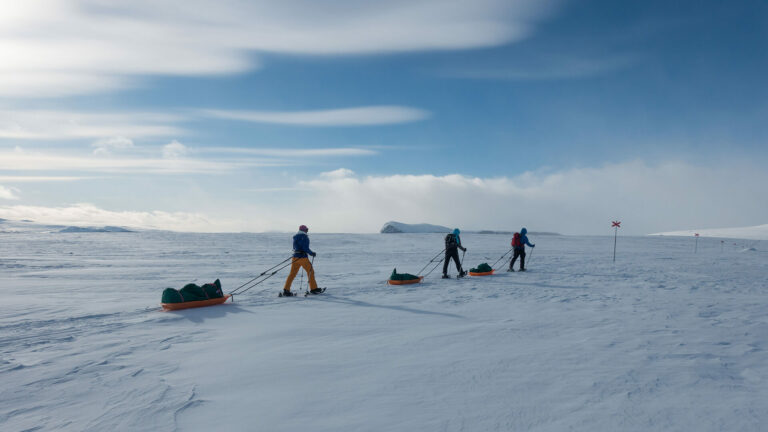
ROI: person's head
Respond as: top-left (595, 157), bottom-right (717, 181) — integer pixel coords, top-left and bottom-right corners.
top-left (521, 227), bottom-right (527, 235)
top-left (299, 225), bottom-right (308, 233)
top-left (453, 228), bottom-right (460, 236)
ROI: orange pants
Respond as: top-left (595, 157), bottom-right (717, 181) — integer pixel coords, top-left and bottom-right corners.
top-left (283, 257), bottom-right (318, 291)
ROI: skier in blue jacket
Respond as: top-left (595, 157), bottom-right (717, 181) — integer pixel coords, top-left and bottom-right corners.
top-left (282, 225), bottom-right (321, 296)
top-left (509, 227), bottom-right (535, 272)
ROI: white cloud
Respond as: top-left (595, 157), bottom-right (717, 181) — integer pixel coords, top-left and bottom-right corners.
top-left (162, 140), bottom-right (188, 159)
top-left (202, 106), bottom-right (430, 126)
top-left (320, 168), bottom-right (356, 179)
top-left (0, 185), bottom-right (20, 200)
top-left (92, 136), bottom-right (134, 155)
top-left (0, 0), bottom-right (556, 97)
top-left (0, 110), bottom-right (183, 140)
top-left (0, 203), bottom-right (221, 232)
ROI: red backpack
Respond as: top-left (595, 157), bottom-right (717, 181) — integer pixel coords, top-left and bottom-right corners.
top-left (511, 232), bottom-right (522, 248)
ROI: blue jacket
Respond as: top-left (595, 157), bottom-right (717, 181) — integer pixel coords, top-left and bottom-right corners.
top-left (292, 232), bottom-right (315, 258)
top-left (520, 228), bottom-right (534, 248)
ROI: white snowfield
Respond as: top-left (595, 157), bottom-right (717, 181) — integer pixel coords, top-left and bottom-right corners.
top-left (651, 223), bottom-right (768, 240)
top-left (1, 232), bottom-right (767, 431)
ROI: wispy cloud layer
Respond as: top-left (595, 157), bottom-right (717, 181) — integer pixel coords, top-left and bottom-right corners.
top-left (199, 147), bottom-right (378, 157)
top-left (0, 148), bottom-right (278, 174)
top-left (202, 106), bottom-right (430, 126)
top-left (0, 176), bottom-right (86, 182)
top-left (0, 110), bottom-right (183, 140)
top-left (0, 143), bottom-right (378, 177)
top-left (0, 106), bottom-right (427, 142)
top-left (1, 0), bottom-right (556, 98)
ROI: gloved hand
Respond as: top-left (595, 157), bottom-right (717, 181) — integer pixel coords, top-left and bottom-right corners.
top-left (531, 244), bottom-right (535, 248)
top-left (461, 247), bottom-right (467, 252)
top-left (310, 252), bottom-right (317, 257)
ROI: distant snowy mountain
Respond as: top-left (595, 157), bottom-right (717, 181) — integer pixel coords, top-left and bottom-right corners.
top-left (0, 218), bottom-right (134, 234)
top-left (59, 226), bottom-right (134, 233)
top-left (380, 221), bottom-right (451, 233)
top-left (650, 224), bottom-right (768, 240)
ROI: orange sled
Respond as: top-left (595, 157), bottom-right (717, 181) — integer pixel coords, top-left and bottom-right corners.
top-left (162, 295), bottom-right (231, 311)
top-left (469, 270), bottom-right (495, 277)
top-left (388, 276), bottom-right (424, 285)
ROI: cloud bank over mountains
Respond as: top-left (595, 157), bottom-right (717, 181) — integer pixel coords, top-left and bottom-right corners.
top-left (2, 160), bottom-right (765, 234)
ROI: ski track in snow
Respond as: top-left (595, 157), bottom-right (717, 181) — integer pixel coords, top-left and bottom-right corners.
top-left (1, 232), bottom-right (767, 431)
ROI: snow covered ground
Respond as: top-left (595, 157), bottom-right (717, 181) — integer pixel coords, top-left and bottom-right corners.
top-left (1, 231), bottom-right (767, 431)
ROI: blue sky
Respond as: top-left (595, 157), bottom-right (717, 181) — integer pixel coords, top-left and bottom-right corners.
top-left (1, 0), bottom-right (767, 233)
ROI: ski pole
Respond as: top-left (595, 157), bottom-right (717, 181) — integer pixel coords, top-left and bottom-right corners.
top-left (299, 263), bottom-right (304, 292)
top-left (527, 246), bottom-right (535, 267)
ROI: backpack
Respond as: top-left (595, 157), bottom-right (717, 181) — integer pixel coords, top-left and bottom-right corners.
top-left (511, 232), bottom-right (522, 248)
top-left (445, 233), bottom-right (458, 249)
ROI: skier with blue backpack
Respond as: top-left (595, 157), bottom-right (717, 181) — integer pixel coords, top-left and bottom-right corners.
top-left (508, 227), bottom-right (535, 272)
top-left (443, 228), bottom-right (467, 278)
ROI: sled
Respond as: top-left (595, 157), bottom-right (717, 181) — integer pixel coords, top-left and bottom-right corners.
top-left (469, 270), bottom-right (495, 277)
top-left (388, 276), bottom-right (424, 285)
top-left (162, 295), bottom-right (231, 311)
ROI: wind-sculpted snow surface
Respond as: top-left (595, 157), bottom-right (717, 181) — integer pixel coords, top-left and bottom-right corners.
top-left (1, 232), bottom-right (767, 431)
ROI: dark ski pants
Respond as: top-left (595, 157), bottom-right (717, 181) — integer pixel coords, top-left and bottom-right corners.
top-left (510, 248), bottom-right (526, 270)
top-left (443, 248), bottom-right (463, 275)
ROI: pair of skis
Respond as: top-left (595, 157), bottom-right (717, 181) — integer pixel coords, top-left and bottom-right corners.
top-left (278, 288), bottom-right (326, 297)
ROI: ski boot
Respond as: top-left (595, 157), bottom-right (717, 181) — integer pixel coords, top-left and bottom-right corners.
top-left (519, 268), bottom-right (526, 272)
top-left (507, 268), bottom-right (515, 272)
top-left (309, 288), bottom-right (325, 295)
top-left (458, 270), bottom-right (467, 278)
top-left (279, 289), bottom-right (295, 297)
top-left (442, 274), bottom-right (451, 279)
